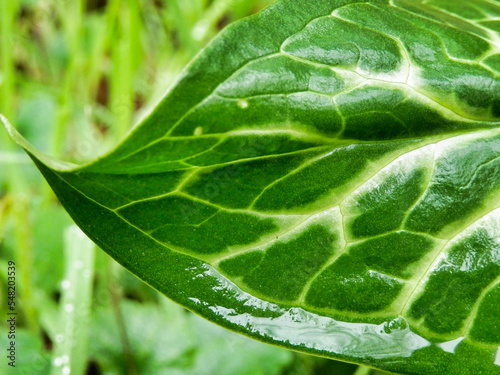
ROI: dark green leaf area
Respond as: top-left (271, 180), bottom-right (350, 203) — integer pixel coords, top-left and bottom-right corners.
top-left (88, 137), bottom-right (220, 174)
top-left (336, 87), bottom-right (403, 116)
top-left (469, 283), bottom-right (500, 344)
top-left (170, 94), bottom-right (343, 138)
top-left (347, 168), bottom-right (427, 239)
top-left (392, 0), bottom-right (490, 39)
top-left (406, 135), bottom-right (500, 235)
top-left (218, 251), bottom-right (264, 278)
top-left (305, 254), bottom-right (403, 313)
top-left (151, 211), bottom-right (278, 255)
top-left (426, 0), bottom-right (490, 20)
top-left (217, 54), bottom-right (346, 97)
top-left (221, 225), bottom-right (336, 302)
top-left (186, 134), bottom-right (326, 167)
top-left (483, 54), bottom-right (500, 75)
top-left (253, 142), bottom-right (402, 212)
top-left (422, 64), bottom-right (499, 114)
top-left (336, 87), bottom-right (479, 140)
top-left (394, 6), bottom-right (490, 61)
top-left (447, 341), bottom-right (500, 375)
top-left (117, 195), bottom-right (218, 230)
top-left (118, 136), bottom-right (219, 166)
top-left (407, 339), bottom-right (500, 375)
top-left (60, 170), bottom-right (187, 209)
top-left (335, 3), bottom-right (500, 119)
top-left (480, 20), bottom-right (500, 33)
top-left (409, 228), bottom-right (500, 337)
top-left (183, 150), bottom-right (323, 209)
top-left (282, 16), bottom-right (403, 73)
top-left (348, 231), bottom-right (435, 279)
top-left (335, 3), bottom-right (447, 64)
top-left (342, 111), bottom-right (405, 141)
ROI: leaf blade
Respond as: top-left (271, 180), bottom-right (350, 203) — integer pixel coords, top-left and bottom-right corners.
top-left (3, 0), bottom-right (500, 373)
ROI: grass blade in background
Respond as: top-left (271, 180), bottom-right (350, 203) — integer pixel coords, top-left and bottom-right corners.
top-left (51, 225), bottom-right (95, 375)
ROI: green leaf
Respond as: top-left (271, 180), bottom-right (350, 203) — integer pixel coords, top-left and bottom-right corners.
top-left (90, 299), bottom-right (292, 375)
top-left (1, 327), bottom-right (51, 375)
top-left (3, 0), bottom-right (500, 373)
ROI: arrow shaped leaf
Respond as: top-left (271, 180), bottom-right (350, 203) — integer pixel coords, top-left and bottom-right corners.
top-left (3, 0), bottom-right (500, 373)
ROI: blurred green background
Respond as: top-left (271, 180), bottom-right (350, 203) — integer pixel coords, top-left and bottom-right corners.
top-left (0, 1), bottom-right (391, 374)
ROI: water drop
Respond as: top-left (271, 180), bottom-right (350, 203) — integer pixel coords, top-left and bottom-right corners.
top-left (437, 337), bottom-right (463, 354)
top-left (237, 99), bottom-right (249, 109)
top-left (61, 280), bottom-right (70, 290)
top-left (62, 366), bottom-right (71, 375)
top-left (54, 357), bottom-right (63, 367)
top-left (382, 316), bottom-right (408, 334)
top-left (65, 304), bottom-right (74, 313)
top-left (192, 21), bottom-right (208, 41)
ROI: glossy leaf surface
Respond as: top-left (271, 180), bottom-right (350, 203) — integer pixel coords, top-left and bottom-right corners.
top-left (3, 0), bottom-right (500, 373)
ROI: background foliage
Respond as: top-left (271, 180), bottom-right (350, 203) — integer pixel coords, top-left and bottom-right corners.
top-left (0, 0), bottom-right (392, 374)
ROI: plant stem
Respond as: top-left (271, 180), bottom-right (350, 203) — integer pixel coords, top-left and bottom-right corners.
top-left (50, 225), bottom-right (95, 375)
top-left (107, 259), bottom-right (137, 375)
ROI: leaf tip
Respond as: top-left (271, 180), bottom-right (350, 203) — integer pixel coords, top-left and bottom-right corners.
top-left (0, 113), bottom-right (78, 171)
